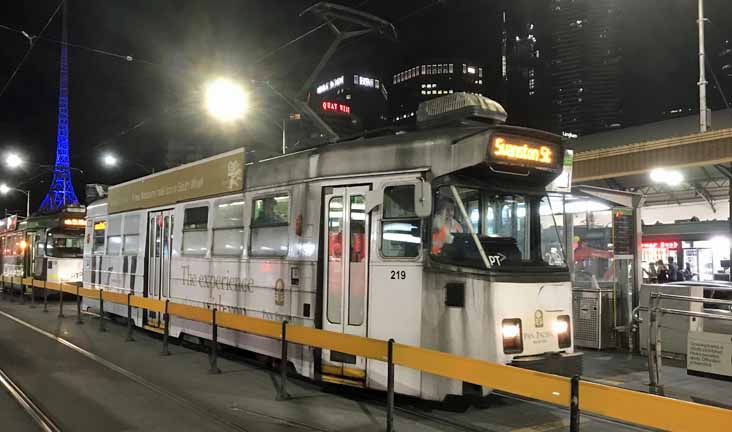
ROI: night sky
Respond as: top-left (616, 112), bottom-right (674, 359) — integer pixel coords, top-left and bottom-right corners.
top-left (0, 0), bottom-right (730, 213)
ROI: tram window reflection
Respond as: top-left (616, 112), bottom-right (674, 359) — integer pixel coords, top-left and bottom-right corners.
top-left (382, 185), bottom-right (421, 258)
top-left (93, 220), bottom-right (106, 253)
top-left (327, 197), bottom-right (343, 324)
top-left (213, 199), bottom-right (244, 256)
top-left (251, 195), bottom-right (289, 257)
top-left (349, 195), bottom-right (366, 325)
top-left (182, 206), bottom-right (209, 256)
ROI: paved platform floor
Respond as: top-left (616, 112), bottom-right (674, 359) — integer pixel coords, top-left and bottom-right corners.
top-left (583, 349), bottom-right (732, 409)
top-left (0, 297), bottom-right (655, 431)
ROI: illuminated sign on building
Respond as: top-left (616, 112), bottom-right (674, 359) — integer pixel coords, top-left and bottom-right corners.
top-left (353, 74), bottom-right (379, 89)
top-left (64, 218), bottom-right (86, 227)
top-left (316, 76), bottom-right (344, 94)
top-left (642, 241), bottom-right (679, 250)
top-left (321, 101), bottom-right (351, 115)
top-left (490, 136), bottom-right (554, 166)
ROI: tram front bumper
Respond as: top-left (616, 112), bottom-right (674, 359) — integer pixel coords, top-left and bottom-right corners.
top-left (509, 351), bottom-right (583, 377)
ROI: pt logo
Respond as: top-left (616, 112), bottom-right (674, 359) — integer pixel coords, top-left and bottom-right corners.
top-left (534, 309), bottom-right (544, 328)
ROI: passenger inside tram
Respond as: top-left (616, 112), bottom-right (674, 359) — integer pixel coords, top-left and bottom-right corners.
top-left (254, 197), bottom-right (286, 225)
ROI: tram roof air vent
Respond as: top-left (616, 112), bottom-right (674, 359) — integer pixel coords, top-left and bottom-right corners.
top-left (416, 93), bottom-right (507, 129)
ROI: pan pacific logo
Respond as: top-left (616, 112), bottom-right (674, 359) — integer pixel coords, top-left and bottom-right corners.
top-left (534, 309), bottom-right (544, 328)
top-left (227, 159), bottom-right (244, 190)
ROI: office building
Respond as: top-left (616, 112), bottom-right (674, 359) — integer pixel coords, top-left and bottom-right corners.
top-left (389, 61), bottom-right (486, 125)
top-left (551, 0), bottom-right (623, 136)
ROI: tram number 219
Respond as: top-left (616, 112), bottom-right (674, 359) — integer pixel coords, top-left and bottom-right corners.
top-left (390, 270), bottom-right (406, 280)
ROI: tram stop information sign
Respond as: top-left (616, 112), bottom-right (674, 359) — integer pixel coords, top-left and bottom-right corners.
top-left (687, 331), bottom-right (732, 378)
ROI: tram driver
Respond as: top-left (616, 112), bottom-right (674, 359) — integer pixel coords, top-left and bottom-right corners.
top-left (431, 196), bottom-right (464, 255)
top-left (254, 197), bottom-right (286, 225)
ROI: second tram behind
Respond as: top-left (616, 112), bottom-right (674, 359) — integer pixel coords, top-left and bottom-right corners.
top-left (83, 93), bottom-right (580, 401)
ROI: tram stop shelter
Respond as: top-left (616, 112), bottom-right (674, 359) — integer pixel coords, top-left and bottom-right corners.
top-left (569, 108), bottom-right (732, 352)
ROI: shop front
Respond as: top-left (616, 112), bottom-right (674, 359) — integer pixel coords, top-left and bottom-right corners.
top-left (642, 220), bottom-right (730, 282)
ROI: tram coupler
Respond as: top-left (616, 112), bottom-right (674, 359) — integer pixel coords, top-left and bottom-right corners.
top-left (76, 286), bottom-right (83, 325)
top-left (276, 320), bottom-right (290, 401)
top-left (386, 338), bottom-right (395, 432)
top-left (125, 293), bottom-right (135, 342)
top-left (209, 309), bottom-right (221, 374)
top-left (570, 375), bottom-right (580, 432)
top-left (161, 300), bottom-right (170, 356)
top-left (98, 290), bottom-right (107, 332)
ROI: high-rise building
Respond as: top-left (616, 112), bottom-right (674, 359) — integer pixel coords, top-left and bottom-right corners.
top-left (389, 61), bottom-right (486, 125)
top-left (500, 4), bottom-right (552, 131)
top-left (550, 0), bottom-right (623, 136)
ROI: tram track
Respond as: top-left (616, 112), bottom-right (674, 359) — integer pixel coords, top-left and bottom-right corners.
top-left (0, 366), bottom-right (61, 432)
top-left (0, 309), bottom-right (337, 432)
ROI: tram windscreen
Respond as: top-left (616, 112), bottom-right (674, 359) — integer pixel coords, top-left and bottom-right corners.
top-left (431, 185), bottom-right (566, 270)
top-left (46, 231), bottom-right (83, 258)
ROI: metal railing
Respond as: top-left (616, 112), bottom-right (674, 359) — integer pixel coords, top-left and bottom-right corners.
top-left (647, 292), bottom-right (732, 388)
top-left (2, 276), bottom-right (732, 431)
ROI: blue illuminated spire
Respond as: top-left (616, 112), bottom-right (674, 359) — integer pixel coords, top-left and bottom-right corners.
top-left (39, 2), bottom-right (79, 212)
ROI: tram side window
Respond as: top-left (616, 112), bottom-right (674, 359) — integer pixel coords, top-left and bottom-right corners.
top-left (93, 220), bottom-right (106, 253)
top-left (382, 185), bottom-right (421, 258)
top-left (123, 214), bottom-right (141, 255)
top-left (250, 195), bottom-right (289, 257)
top-left (182, 206), bottom-right (209, 256)
top-left (107, 216), bottom-right (122, 255)
top-left (212, 199), bottom-right (244, 256)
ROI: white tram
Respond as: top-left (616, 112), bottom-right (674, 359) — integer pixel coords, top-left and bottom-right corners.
top-left (83, 93), bottom-right (580, 401)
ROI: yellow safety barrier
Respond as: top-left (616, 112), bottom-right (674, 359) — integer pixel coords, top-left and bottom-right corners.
top-left (101, 291), bottom-right (129, 306)
top-left (288, 325), bottom-right (388, 361)
top-left (394, 343), bottom-right (571, 406)
top-left (580, 381), bottom-right (732, 432)
top-left (129, 295), bottom-right (165, 312)
top-left (216, 311), bottom-right (281, 339)
top-left (3, 277), bottom-right (732, 432)
top-left (168, 302), bottom-right (213, 324)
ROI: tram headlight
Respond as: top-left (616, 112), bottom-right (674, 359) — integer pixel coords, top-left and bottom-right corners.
top-left (554, 315), bottom-right (571, 349)
top-left (501, 318), bottom-right (523, 354)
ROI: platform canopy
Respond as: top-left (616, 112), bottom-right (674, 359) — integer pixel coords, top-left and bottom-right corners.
top-left (571, 109), bottom-right (732, 209)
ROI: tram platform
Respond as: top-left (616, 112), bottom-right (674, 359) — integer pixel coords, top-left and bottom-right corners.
top-left (0, 298), bottom-right (723, 431)
top-left (582, 349), bottom-right (732, 410)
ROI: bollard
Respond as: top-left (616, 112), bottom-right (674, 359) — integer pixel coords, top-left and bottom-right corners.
top-left (126, 293), bottom-right (135, 342)
top-left (29, 281), bottom-right (35, 309)
top-left (76, 285), bottom-right (83, 325)
top-left (209, 309), bottom-right (221, 374)
top-left (386, 338), bottom-right (395, 432)
top-left (276, 320), bottom-right (290, 401)
top-left (647, 295), bottom-right (658, 387)
top-left (570, 375), bottom-right (580, 432)
top-left (43, 281), bottom-right (48, 313)
top-left (161, 300), bottom-right (170, 356)
top-left (98, 289), bottom-right (106, 332)
top-left (58, 284), bottom-right (65, 318)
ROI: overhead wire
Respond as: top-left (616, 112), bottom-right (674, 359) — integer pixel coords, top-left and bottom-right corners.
top-left (0, 0), bottom-right (66, 99)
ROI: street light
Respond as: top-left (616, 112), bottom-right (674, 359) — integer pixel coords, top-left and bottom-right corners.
top-left (204, 78), bottom-right (248, 122)
top-left (102, 153), bottom-right (118, 167)
top-left (5, 153), bottom-right (22, 169)
top-left (650, 168), bottom-right (684, 187)
top-left (100, 152), bottom-right (154, 174)
top-left (0, 183), bottom-right (30, 219)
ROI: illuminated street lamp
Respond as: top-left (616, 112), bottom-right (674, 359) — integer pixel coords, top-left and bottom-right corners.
top-left (650, 168), bottom-right (684, 187)
top-left (100, 152), bottom-right (154, 174)
top-left (0, 183), bottom-right (30, 219)
top-left (204, 78), bottom-right (248, 122)
top-left (102, 153), bottom-right (118, 167)
top-left (5, 153), bottom-right (22, 169)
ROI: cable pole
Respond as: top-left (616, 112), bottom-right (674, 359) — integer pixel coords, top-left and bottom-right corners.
top-left (698, 0), bottom-right (709, 132)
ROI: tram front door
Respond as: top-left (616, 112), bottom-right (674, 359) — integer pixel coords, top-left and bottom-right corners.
top-left (321, 186), bottom-right (370, 384)
top-left (146, 209), bottom-right (174, 328)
